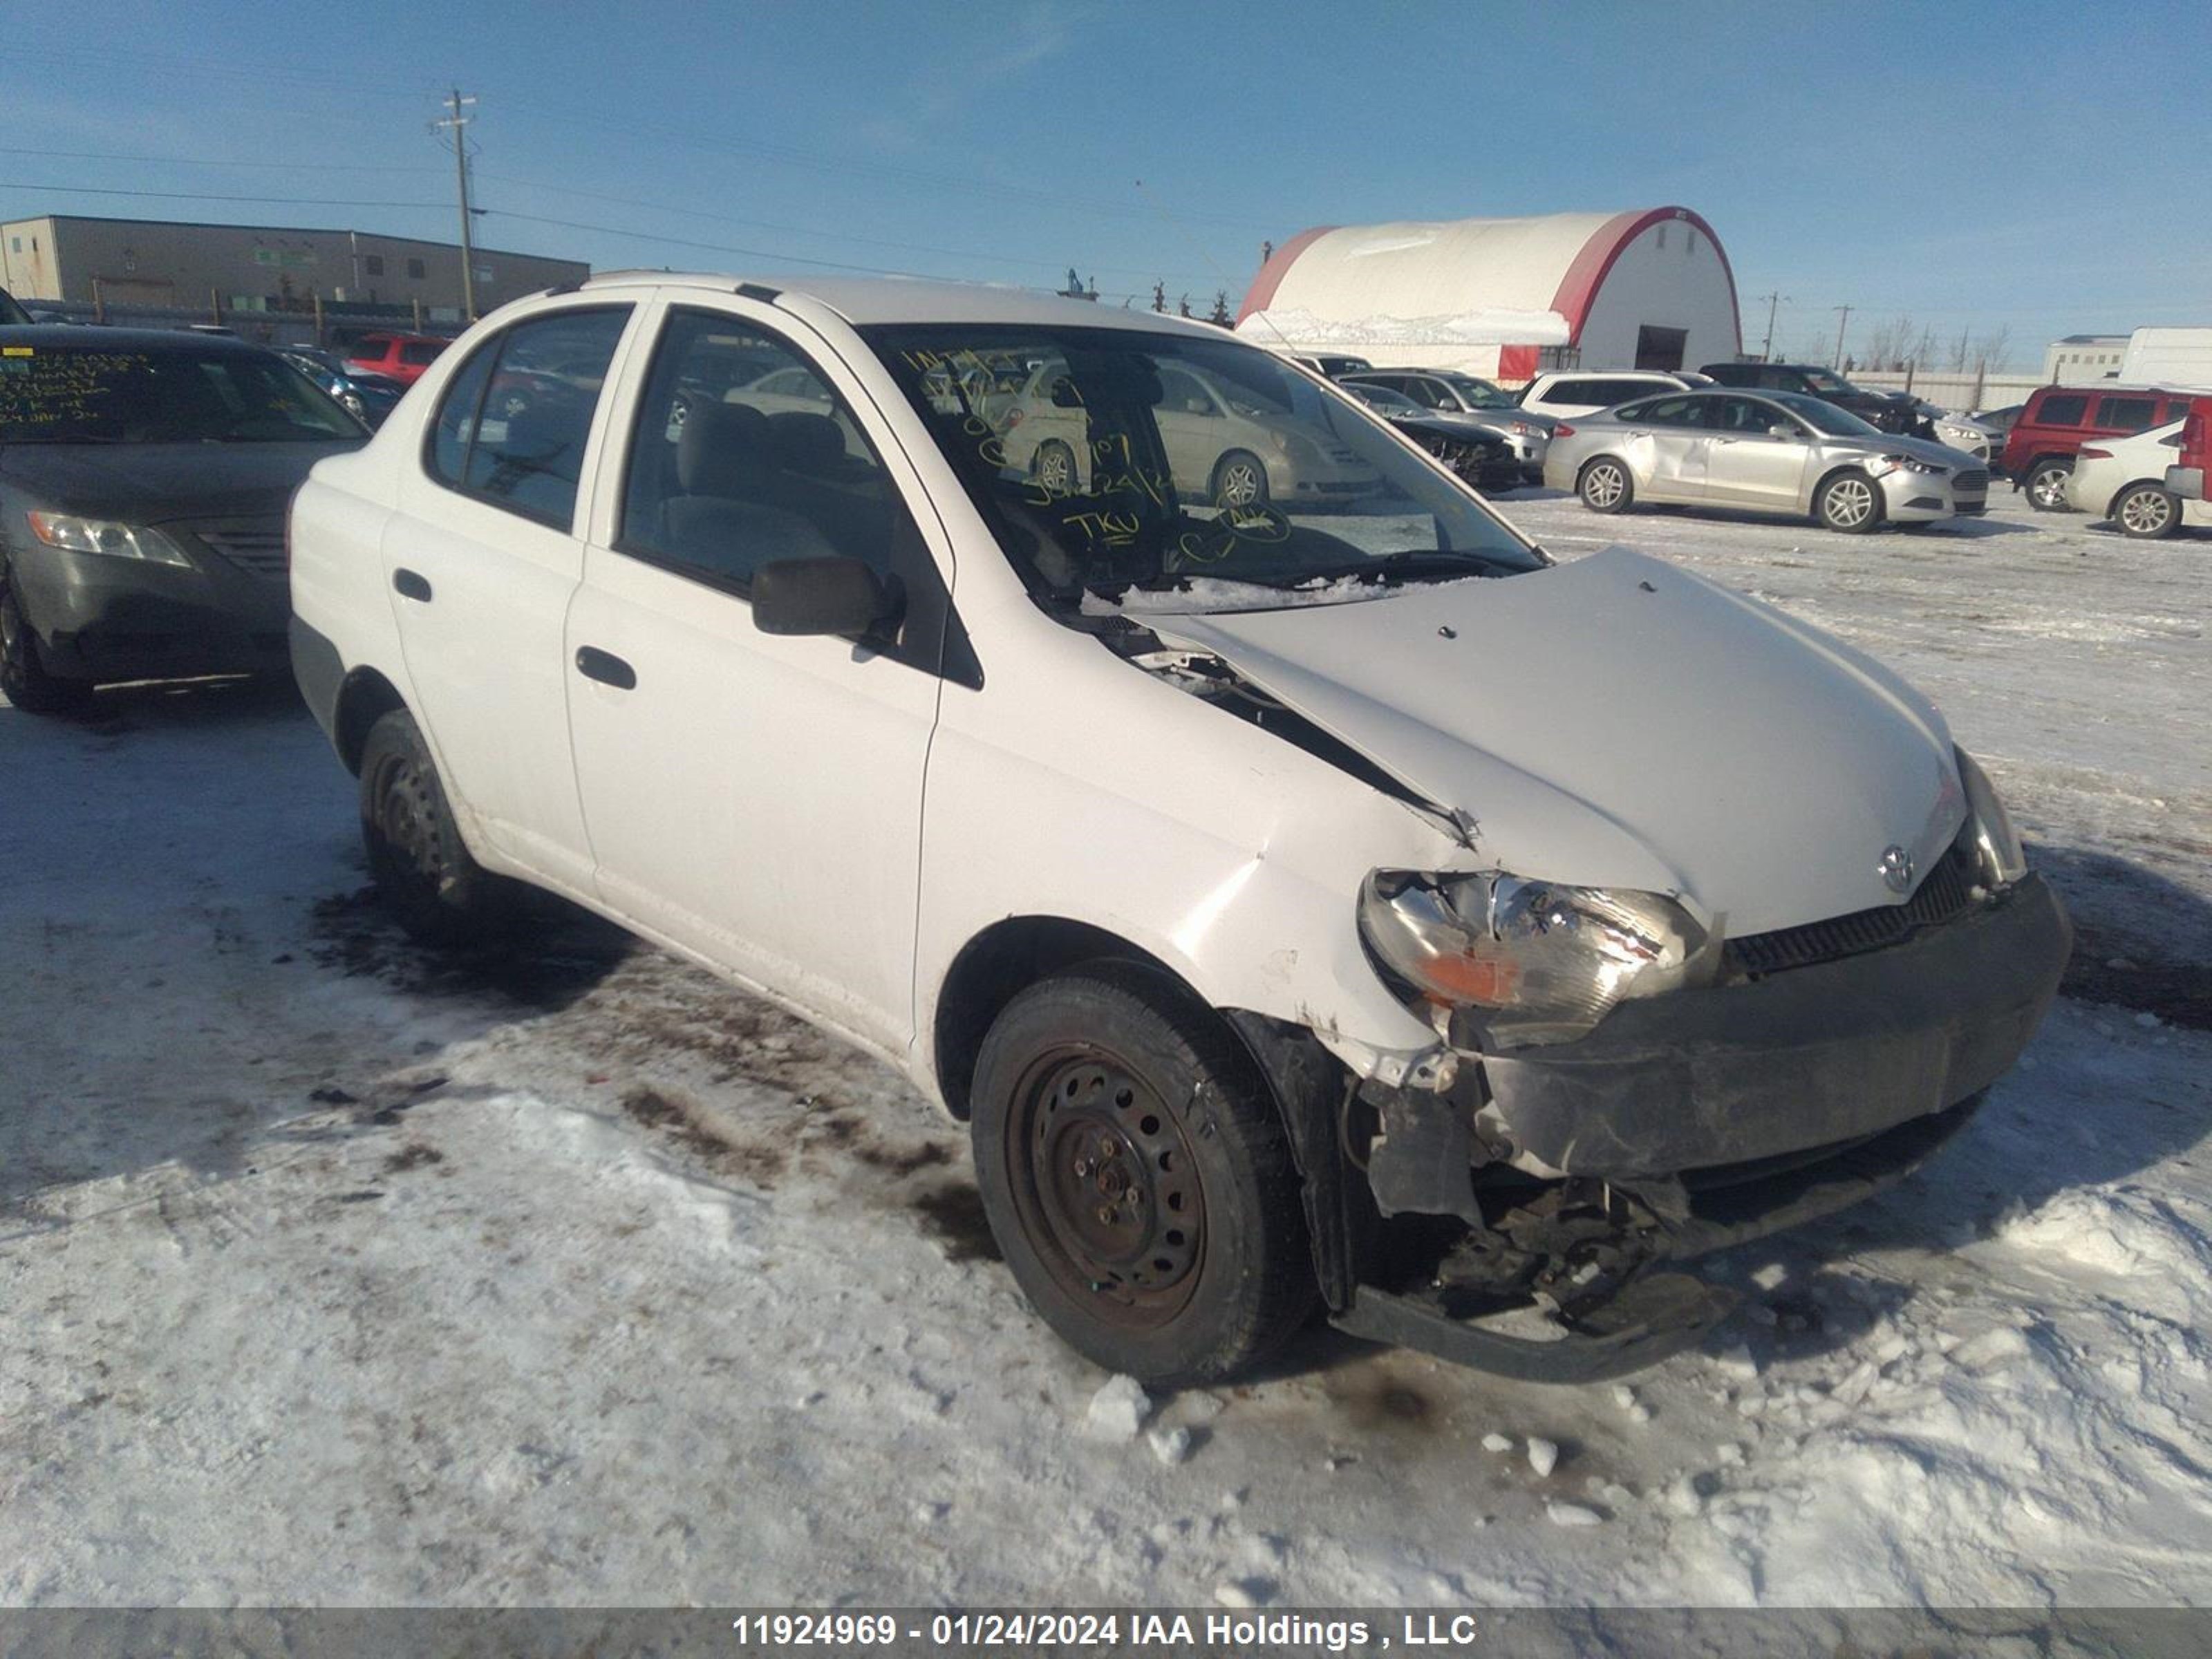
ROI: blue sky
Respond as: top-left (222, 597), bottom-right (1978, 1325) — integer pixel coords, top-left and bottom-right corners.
top-left (1, 1), bottom-right (2199, 367)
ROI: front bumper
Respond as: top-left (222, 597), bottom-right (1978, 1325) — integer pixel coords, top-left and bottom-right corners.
top-left (6, 534), bottom-right (291, 684)
top-left (1879, 467), bottom-right (1987, 521)
top-left (1477, 874), bottom-right (2070, 1181)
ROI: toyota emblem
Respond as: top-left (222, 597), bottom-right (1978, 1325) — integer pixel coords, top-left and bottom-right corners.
top-left (1878, 845), bottom-right (1915, 894)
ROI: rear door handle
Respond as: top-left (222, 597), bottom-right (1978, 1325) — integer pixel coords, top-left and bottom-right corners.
top-left (574, 646), bottom-right (637, 691)
top-left (392, 568), bottom-right (432, 603)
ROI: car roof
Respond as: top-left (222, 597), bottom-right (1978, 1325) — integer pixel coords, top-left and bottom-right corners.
top-left (0, 324), bottom-right (268, 353)
top-left (573, 270), bottom-right (1215, 337)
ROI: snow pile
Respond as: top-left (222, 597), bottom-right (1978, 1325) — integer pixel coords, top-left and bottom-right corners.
top-left (1237, 304), bottom-right (1571, 348)
top-left (1083, 1375), bottom-right (1153, 1441)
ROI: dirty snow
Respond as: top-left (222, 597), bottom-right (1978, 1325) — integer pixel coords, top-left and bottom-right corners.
top-left (3, 489), bottom-right (2209, 1609)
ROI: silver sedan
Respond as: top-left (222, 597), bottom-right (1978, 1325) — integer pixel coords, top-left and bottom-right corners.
top-left (1544, 389), bottom-right (1989, 533)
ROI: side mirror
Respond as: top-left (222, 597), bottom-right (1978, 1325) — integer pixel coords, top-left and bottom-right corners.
top-left (1768, 423), bottom-right (1797, 440)
top-left (752, 556), bottom-right (903, 640)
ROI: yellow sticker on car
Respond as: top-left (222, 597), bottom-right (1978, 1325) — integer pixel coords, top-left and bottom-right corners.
top-left (1, 346), bottom-right (32, 357)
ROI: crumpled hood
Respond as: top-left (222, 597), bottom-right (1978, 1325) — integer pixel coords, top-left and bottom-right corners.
top-left (0, 440), bottom-right (358, 523)
top-left (1149, 547), bottom-right (1966, 937)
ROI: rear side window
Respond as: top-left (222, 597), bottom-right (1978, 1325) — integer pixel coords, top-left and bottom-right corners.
top-left (1545, 379), bottom-right (1595, 403)
top-left (1636, 394), bottom-right (1709, 427)
top-left (2093, 395), bottom-right (2157, 433)
top-left (348, 337), bottom-right (388, 362)
top-left (400, 340), bottom-right (443, 366)
top-left (2034, 393), bottom-right (2088, 427)
top-left (617, 306), bottom-right (908, 592)
top-left (427, 306), bottom-right (630, 528)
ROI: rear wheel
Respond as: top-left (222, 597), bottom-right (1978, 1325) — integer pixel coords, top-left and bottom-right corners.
top-left (0, 579), bottom-right (93, 715)
top-left (2025, 457), bottom-right (2073, 512)
top-left (970, 962), bottom-right (1314, 1387)
top-left (1577, 456), bottom-right (1634, 514)
top-left (1211, 449), bottom-right (1271, 509)
top-left (2113, 482), bottom-right (2181, 540)
top-left (358, 709), bottom-right (512, 945)
top-left (1033, 439), bottom-right (1078, 497)
top-left (1816, 469), bottom-right (1882, 534)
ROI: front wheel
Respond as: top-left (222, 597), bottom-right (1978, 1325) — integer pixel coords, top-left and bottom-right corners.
top-left (1816, 469), bottom-right (1883, 534)
top-left (1577, 456), bottom-right (1634, 514)
top-left (2025, 458), bottom-right (2073, 512)
top-left (1210, 449), bottom-right (1271, 509)
top-left (0, 579), bottom-right (92, 715)
top-left (1033, 439), bottom-right (1078, 498)
top-left (969, 963), bottom-right (1315, 1387)
top-left (2114, 483), bottom-right (2181, 540)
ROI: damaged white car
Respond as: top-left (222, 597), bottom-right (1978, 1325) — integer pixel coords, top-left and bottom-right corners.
top-left (289, 276), bottom-right (2070, 1386)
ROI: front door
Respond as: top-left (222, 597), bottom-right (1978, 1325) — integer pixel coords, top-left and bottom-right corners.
top-left (563, 300), bottom-right (952, 1050)
top-left (1704, 395), bottom-right (1812, 511)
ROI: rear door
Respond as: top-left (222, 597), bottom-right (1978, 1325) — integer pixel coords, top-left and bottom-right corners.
top-left (2090, 391), bottom-right (2162, 439)
top-left (563, 297), bottom-right (955, 1050)
top-left (381, 303), bottom-right (640, 893)
top-left (1616, 393), bottom-right (1714, 502)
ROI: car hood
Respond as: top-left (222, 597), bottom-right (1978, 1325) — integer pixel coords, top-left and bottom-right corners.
top-left (0, 439), bottom-right (360, 523)
top-left (1848, 432), bottom-right (1985, 469)
top-left (1147, 546), bottom-right (1965, 937)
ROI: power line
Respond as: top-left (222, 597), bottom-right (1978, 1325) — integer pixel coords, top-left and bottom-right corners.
top-left (0, 182), bottom-right (450, 211)
top-left (0, 146), bottom-right (438, 176)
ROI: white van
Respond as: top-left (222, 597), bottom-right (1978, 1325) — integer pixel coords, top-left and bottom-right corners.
top-left (288, 273), bottom-right (2070, 1386)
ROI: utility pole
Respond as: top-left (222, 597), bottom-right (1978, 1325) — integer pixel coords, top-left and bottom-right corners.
top-left (434, 88), bottom-right (478, 324)
top-left (1754, 291), bottom-right (1789, 361)
top-left (1831, 304), bottom-right (1853, 370)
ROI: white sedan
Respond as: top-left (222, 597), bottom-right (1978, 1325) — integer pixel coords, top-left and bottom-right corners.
top-left (2063, 419), bottom-right (2208, 539)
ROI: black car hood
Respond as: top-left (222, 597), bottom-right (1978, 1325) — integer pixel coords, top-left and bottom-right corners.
top-left (0, 439), bottom-right (361, 523)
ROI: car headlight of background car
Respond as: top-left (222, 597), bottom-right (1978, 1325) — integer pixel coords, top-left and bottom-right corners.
top-left (26, 511), bottom-right (193, 568)
top-left (1359, 870), bottom-right (1715, 1047)
top-left (1955, 747), bottom-right (2027, 888)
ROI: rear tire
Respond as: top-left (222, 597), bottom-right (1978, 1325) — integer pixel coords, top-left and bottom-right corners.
top-left (969, 962), bottom-right (1315, 1387)
top-left (2113, 482), bottom-right (2181, 540)
top-left (1211, 450), bottom-right (1271, 509)
top-left (1577, 456), bottom-right (1634, 514)
top-left (0, 579), bottom-right (93, 715)
top-left (2025, 457), bottom-right (2073, 512)
top-left (1816, 469), bottom-right (1883, 534)
top-left (358, 709), bottom-right (512, 945)
top-left (1033, 439), bottom-right (1078, 498)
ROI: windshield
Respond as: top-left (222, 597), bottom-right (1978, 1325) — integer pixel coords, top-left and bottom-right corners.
top-left (1439, 373), bottom-right (1515, 409)
top-left (0, 343), bottom-right (364, 444)
top-left (1767, 390), bottom-right (1880, 438)
top-left (863, 324), bottom-right (1545, 613)
top-left (0, 291), bottom-right (30, 327)
top-left (1344, 383), bottom-right (1424, 417)
top-left (1799, 367), bottom-right (1857, 395)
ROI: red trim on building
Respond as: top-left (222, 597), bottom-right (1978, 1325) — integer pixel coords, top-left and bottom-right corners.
top-left (1235, 225), bottom-right (1337, 325)
top-left (1496, 344), bottom-right (1539, 383)
top-left (1547, 206), bottom-right (1742, 353)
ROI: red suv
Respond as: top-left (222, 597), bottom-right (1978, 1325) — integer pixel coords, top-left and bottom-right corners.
top-left (2004, 384), bottom-right (2200, 510)
top-left (341, 332), bottom-right (449, 386)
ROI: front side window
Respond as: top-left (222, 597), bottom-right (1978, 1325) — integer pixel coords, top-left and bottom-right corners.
top-left (619, 307), bottom-right (910, 592)
top-left (1620, 394), bottom-right (1709, 428)
top-left (865, 323), bottom-right (1544, 615)
top-left (426, 306), bottom-right (628, 527)
top-left (0, 344), bottom-right (363, 444)
top-left (1713, 395), bottom-right (1792, 434)
top-left (400, 340), bottom-right (443, 366)
top-left (1764, 391), bottom-right (1878, 437)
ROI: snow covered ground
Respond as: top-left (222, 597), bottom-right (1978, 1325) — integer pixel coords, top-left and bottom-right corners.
top-left (2, 489), bottom-right (2208, 1611)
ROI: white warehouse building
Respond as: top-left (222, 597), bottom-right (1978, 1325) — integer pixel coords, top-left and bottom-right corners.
top-left (1235, 206), bottom-right (1742, 384)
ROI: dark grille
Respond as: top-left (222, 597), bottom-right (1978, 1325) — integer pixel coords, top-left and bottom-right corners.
top-left (1951, 468), bottom-right (1989, 494)
top-left (1725, 844), bottom-right (1976, 980)
top-left (185, 520), bottom-right (288, 579)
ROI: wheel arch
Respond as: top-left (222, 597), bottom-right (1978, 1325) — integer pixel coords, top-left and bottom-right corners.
top-left (2106, 477), bottom-right (2171, 521)
top-left (1810, 460), bottom-right (1879, 515)
top-left (332, 665), bottom-right (409, 775)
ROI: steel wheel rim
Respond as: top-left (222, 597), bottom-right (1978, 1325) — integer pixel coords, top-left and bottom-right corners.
top-left (2121, 490), bottom-right (2172, 534)
top-left (1584, 463), bottom-right (1624, 507)
top-left (1828, 477), bottom-right (1875, 526)
top-left (374, 755), bottom-right (447, 888)
top-left (1006, 1048), bottom-right (1205, 1327)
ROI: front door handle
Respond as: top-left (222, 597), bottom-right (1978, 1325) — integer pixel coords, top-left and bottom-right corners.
top-left (574, 646), bottom-right (637, 691)
top-left (393, 568), bottom-right (432, 603)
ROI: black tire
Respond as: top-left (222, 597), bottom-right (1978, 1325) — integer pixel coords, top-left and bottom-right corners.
top-left (2112, 482), bottom-right (2181, 541)
top-left (1577, 456), bottom-right (1634, 514)
top-left (1033, 439), bottom-right (1078, 498)
top-left (1210, 449), bottom-right (1271, 509)
top-left (1815, 469), bottom-right (1883, 534)
top-left (2025, 457), bottom-right (2073, 512)
top-left (0, 577), bottom-right (93, 715)
top-left (358, 708), bottom-right (511, 945)
top-left (970, 962), bottom-right (1315, 1387)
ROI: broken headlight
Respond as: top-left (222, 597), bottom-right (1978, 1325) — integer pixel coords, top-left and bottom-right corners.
top-left (1955, 747), bottom-right (2027, 888)
top-left (1359, 870), bottom-right (1715, 1048)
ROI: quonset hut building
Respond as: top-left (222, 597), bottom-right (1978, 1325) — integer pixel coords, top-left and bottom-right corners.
top-left (1235, 206), bottom-right (1741, 384)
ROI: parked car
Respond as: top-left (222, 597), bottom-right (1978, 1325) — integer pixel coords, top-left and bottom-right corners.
top-left (999, 353), bottom-right (1380, 507)
top-left (1, 286), bottom-right (32, 326)
top-left (2061, 418), bottom-right (2207, 539)
top-left (0, 326), bottom-right (367, 711)
top-left (1545, 388), bottom-right (1987, 532)
top-left (1518, 369), bottom-right (1708, 422)
top-left (2000, 384), bottom-right (2202, 511)
top-left (1338, 382), bottom-right (1521, 493)
top-left (1923, 409), bottom-right (2004, 464)
top-left (281, 346), bottom-right (406, 429)
top-left (289, 276), bottom-right (2066, 1387)
top-left (1338, 368), bottom-right (1555, 485)
top-left (341, 331), bottom-right (448, 386)
top-left (1291, 353), bottom-right (1373, 377)
top-left (1698, 362), bottom-right (1927, 436)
